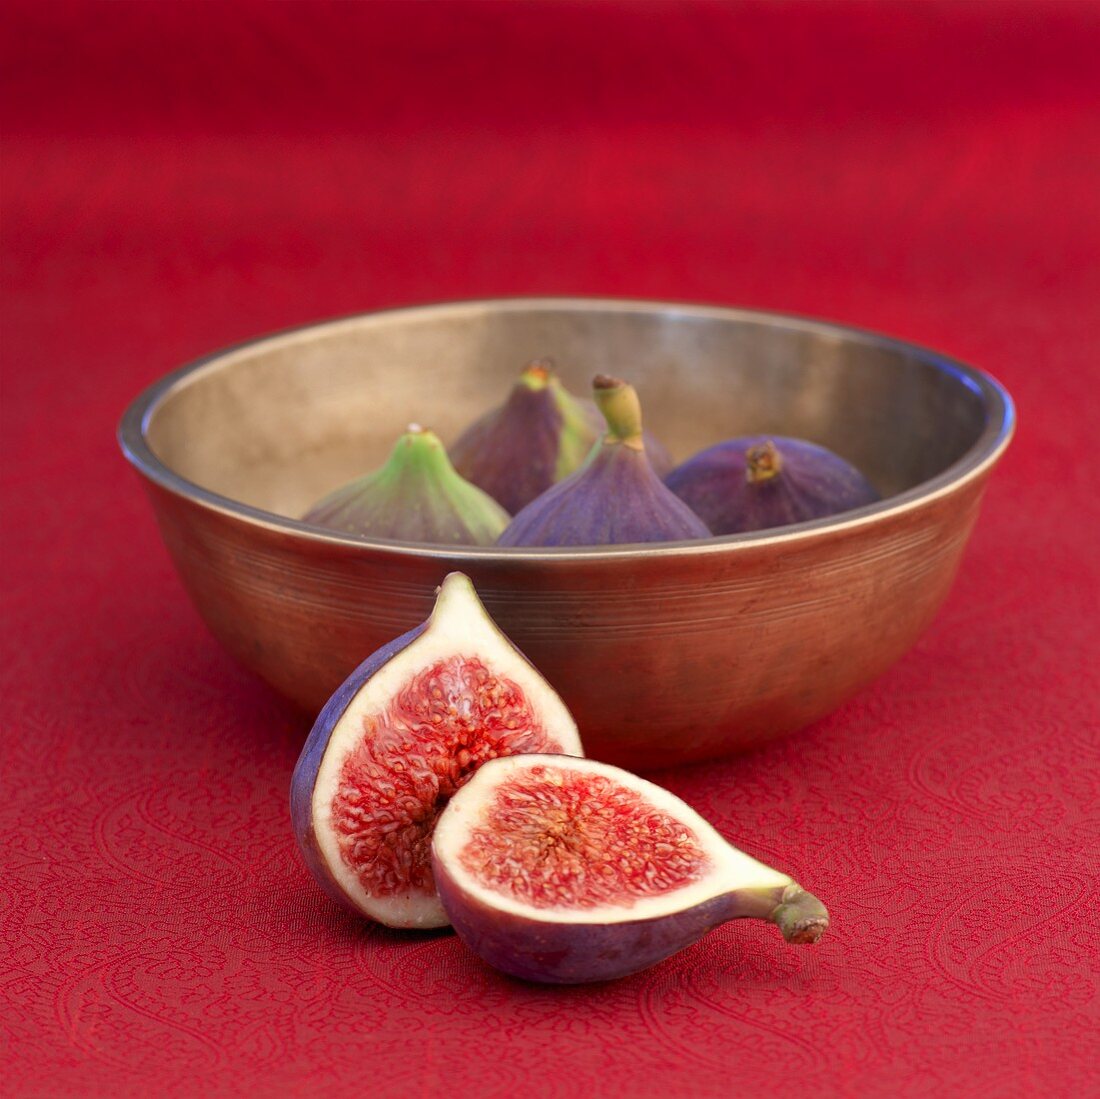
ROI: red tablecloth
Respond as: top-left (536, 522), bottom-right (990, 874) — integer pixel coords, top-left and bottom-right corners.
top-left (3, 2), bottom-right (1098, 1096)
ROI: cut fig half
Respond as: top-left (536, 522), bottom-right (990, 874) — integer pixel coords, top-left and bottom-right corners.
top-left (290, 574), bottom-right (583, 929)
top-left (432, 755), bottom-right (828, 983)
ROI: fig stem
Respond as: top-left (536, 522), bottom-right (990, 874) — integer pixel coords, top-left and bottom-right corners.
top-left (377, 427), bottom-right (453, 483)
top-left (769, 883), bottom-right (829, 944)
top-left (592, 375), bottom-right (644, 450)
top-left (746, 440), bottom-right (783, 484)
top-left (519, 359), bottom-right (555, 390)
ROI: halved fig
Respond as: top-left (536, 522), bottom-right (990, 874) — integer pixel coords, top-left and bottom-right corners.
top-left (290, 574), bottom-right (583, 929)
top-left (432, 755), bottom-right (828, 983)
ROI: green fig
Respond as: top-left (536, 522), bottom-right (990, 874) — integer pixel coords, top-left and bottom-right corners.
top-left (303, 425), bottom-right (510, 545)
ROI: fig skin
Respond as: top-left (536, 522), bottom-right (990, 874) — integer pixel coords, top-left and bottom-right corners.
top-left (432, 755), bottom-right (828, 984)
top-left (290, 574), bottom-right (583, 929)
top-left (303, 425), bottom-right (510, 545)
top-left (291, 620), bottom-right (428, 919)
top-left (665, 435), bottom-right (881, 535)
top-left (433, 870), bottom-right (742, 984)
top-left (449, 361), bottom-right (599, 514)
top-left (640, 430), bottom-right (675, 479)
top-left (497, 376), bottom-right (711, 547)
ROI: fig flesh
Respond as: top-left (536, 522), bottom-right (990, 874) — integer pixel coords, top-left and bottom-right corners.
top-left (433, 755), bottom-right (828, 983)
top-left (303, 425), bottom-right (510, 545)
top-left (290, 573), bottom-right (583, 928)
top-left (666, 435), bottom-right (881, 535)
top-left (497, 376), bottom-right (711, 547)
top-left (449, 361), bottom-right (599, 514)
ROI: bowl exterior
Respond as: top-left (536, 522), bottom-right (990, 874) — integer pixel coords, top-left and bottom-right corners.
top-left (135, 466), bottom-right (992, 769)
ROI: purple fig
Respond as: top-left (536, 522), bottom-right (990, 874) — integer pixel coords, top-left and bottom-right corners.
top-left (666, 436), bottom-right (881, 535)
top-left (432, 754), bottom-right (828, 984)
top-left (290, 573), bottom-right (583, 928)
top-left (449, 360), bottom-right (600, 514)
top-left (497, 376), bottom-right (711, 547)
top-left (639, 428), bottom-right (675, 479)
top-left (302, 425), bottom-right (510, 545)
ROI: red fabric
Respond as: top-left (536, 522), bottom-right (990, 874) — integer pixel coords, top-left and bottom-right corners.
top-left (3, 2), bottom-right (1099, 1095)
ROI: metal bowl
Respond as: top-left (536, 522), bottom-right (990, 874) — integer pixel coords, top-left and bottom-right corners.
top-left (119, 298), bottom-right (1014, 768)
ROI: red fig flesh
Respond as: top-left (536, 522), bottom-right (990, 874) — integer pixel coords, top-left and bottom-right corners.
top-left (497, 376), bottom-right (711, 547)
top-left (666, 435), bottom-right (881, 534)
top-left (290, 573), bottom-right (583, 928)
top-left (432, 755), bottom-right (828, 983)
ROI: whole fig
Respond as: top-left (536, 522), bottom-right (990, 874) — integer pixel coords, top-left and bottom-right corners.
top-left (449, 360), bottom-right (599, 514)
top-left (666, 435), bottom-right (881, 534)
top-left (302, 425), bottom-right (510, 545)
top-left (291, 573), bottom-right (584, 928)
top-left (432, 754), bottom-right (828, 983)
top-left (497, 376), bottom-right (711, 547)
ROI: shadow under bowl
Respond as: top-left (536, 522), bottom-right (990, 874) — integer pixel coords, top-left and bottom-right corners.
top-left (119, 298), bottom-right (1014, 768)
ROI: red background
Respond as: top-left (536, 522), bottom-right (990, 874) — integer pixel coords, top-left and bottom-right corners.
top-left (3, 2), bottom-right (1099, 1096)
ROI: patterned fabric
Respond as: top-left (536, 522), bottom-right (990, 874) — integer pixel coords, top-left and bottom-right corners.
top-left (2, 2), bottom-right (1098, 1096)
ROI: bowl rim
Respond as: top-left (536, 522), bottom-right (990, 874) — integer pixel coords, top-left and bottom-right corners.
top-left (117, 296), bottom-right (1016, 560)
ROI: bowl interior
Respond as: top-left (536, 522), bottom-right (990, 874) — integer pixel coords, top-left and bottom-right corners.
top-left (141, 301), bottom-right (996, 523)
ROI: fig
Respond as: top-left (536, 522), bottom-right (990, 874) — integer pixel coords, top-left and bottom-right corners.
top-left (497, 376), bottom-right (711, 547)
top-left (451, 360), bottom-right (676, 511)
top-left (302, 424), bottom-right (509, 545)
top-left (290, 573), bottom-right (583, 928)
top-left (665, 435), bottom-right (881, 534)
top-left (449, 360), bottom-right (599, 514)
top-left (432, 755), bottom-right (828, 984)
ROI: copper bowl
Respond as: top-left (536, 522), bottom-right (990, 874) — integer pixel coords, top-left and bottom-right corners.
top-left (118, 298), bottom-right (1014, 768)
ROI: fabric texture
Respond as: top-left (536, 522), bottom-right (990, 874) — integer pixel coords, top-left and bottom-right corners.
top-left (2, 2), bottom-right (1098, 1096)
